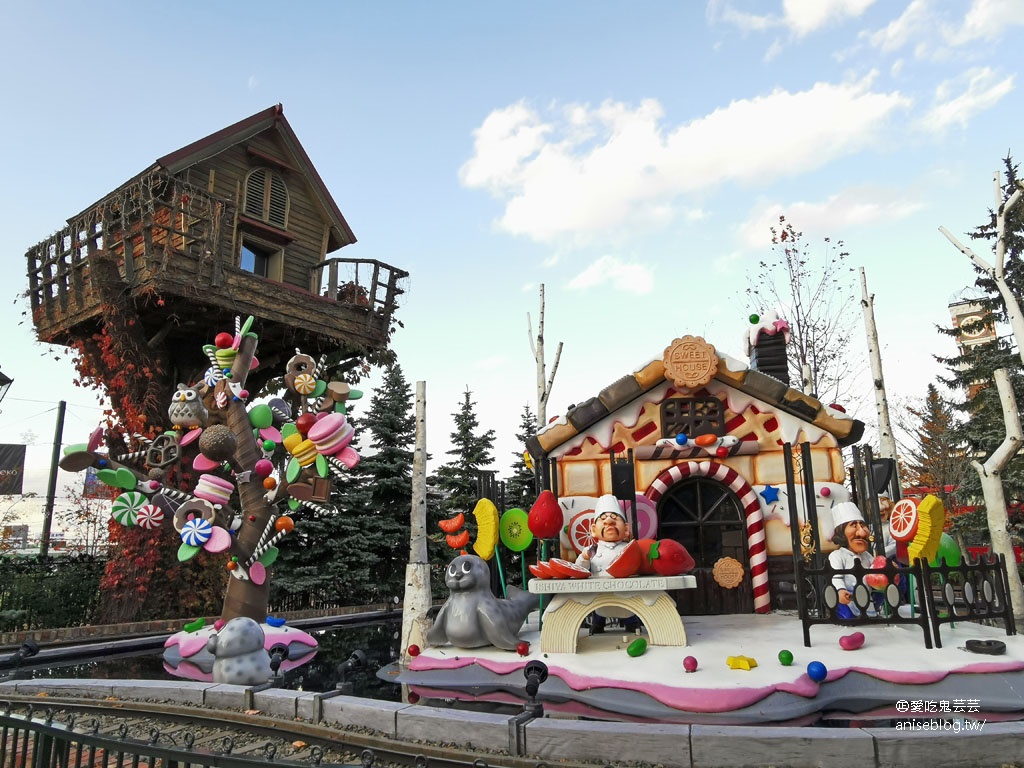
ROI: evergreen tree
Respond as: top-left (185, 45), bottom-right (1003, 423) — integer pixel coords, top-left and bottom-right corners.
top-left (271, 409), bottom-right (382, 607)
top-left (358, 361), bottom-right (416, 602)
top-left (937, 156), bottom-right (1024, 546)
top-left (429, 389), bottom-right (496, 593)
top-left (506, 403), bottom-right (538, 509)
top-left (433, 389), bottom-right (496, 515)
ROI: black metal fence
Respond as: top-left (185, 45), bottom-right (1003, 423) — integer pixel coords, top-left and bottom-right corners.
top-left (795, 553), bottom-right (1017, 649)
top-left (0, 706), bottom-right (342, 768)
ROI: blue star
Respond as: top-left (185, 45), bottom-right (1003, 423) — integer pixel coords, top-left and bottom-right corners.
top-left (760, 485), bottom-right (780, 504)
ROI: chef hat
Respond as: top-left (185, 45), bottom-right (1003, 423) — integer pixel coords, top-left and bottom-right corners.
top-left (830, 501), bottom-right (865, 531)
top-left (593, 494), bottom-right (628, 522)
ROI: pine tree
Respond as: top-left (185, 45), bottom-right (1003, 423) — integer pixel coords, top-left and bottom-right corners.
top-left (271, 409), bottom-right (382, 607)
top-left (358, 361), bottom-right (416, 602)
top-left (433, 389), bottom-right (496, 515)
top-left (429, 389), bottom-right (496, 593)
top-left (506, 403), bottom-right (538, 509)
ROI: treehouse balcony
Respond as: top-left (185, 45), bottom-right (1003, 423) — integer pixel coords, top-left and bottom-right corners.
top-left (26, 172), bottom-right (408, 379)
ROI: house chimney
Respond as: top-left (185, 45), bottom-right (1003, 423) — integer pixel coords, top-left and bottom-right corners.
top-left (745, 311), bottom-right (790, 386)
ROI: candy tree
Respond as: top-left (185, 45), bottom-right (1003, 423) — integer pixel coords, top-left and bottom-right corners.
top-left (59, 315), bottom-right (362, 623)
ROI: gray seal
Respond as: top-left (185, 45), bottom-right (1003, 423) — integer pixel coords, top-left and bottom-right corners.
top-left (427, 554), bottom-right (539, 650)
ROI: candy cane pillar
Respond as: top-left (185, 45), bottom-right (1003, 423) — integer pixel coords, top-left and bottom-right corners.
top-left (647, 461), bottom-right (771, 613)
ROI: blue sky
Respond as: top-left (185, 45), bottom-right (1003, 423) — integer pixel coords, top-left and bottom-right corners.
top-left (2, 1), bottom-right (1023, 533)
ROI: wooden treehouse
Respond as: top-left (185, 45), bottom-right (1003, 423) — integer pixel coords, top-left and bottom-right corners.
top-left (25, 104), bottom-right (408, 391)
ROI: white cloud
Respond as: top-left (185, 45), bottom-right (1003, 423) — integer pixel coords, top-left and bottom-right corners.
top-left (865, 0), bottom-right (931, 53)
top-left (566, 255), bottom-right (654, 295)
top-left (737, 189), bottom-right (924, 249)
top-left (710, 0), bottom-right (877, 38)
top-left (782, 0), bottom-right (878, 37)
top-left (461, 75), bottom-right (909, 245)
top-left (945, 0), bottom-right (1024, 45)
top-left (918, 67), bottom-right (1015, 132)
top-left (247, 76), bottom-right (259, 91)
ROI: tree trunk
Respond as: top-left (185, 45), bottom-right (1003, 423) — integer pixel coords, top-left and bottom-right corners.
top-left (971, 369), bottom-right (1024, 621)
top-left (401, 381), bottom-right (432, 667)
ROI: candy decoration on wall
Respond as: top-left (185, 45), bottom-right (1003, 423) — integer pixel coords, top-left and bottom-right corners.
top-left (136, 504), bottom-right (165, 530)
top-left (111, 491), bottom-right (147, 526)
top-left (647, 460), bottom-right (770, 613)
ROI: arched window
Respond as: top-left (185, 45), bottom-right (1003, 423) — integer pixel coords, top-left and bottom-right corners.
top-left (243, 168), bottom-right (289, 229)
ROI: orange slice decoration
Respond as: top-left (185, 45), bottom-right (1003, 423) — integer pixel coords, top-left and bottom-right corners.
top-left (889, 499), bottom-right (919, 543)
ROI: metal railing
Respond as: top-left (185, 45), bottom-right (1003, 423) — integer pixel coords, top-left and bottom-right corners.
top-left (0, 705), bottom-right (343, 767)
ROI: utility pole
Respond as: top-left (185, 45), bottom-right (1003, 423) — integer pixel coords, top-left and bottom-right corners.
top-left (39, 400), bottom-right (66, 560)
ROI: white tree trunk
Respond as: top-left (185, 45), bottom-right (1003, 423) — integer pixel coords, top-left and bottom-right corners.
top-left (528, 284), bottom-right (562, 428)
top-left (401, 381), bottom-right (433, 667)
top-left (859, 268), bottom-right (899, 465)
top-left (971, 369), bottom-right (1024, 621)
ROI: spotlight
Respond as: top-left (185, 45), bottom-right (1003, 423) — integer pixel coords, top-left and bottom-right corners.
top-left (523, 660), bottom-right (548, 716)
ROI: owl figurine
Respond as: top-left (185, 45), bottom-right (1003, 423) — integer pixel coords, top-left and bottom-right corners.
top-left (168, 384), bottom-right (208, 430)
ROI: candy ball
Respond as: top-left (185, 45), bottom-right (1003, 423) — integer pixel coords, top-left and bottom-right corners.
top-left (820, 487), bottom-right (831, 497)
top-left (295, 413), bottom-right (317, 435)
top-left (215, 332), bottom-right (234, 349)
top-left (263, 477), bottom-right (277, 490)
top-left (683, 656), bottom-right (698, 673)
top-left (262, 439), bottom-right (276, 452)
top-left (749, 313), bottom-right (760, 324)
top-left (275, 515), bottom-right (294, 533)
top-left (716, 446), bottom-right (729, 458)
top-left (807, 661), bottom-right (827, 682)
top-left (407, 644), bottom-right (421, 657)
top-left (675, 433), bottom-right (688, 446)
top-left (778, 649), bottom-right (794, 666)
top-left (254, 459), bottom-right (273, 478)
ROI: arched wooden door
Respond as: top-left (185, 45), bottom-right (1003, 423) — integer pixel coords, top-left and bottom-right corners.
top-left (657, 477), bottom-right (754, 615)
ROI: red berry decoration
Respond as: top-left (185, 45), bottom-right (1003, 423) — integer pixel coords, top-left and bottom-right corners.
top-left (407, 644), bottom-right (421, 657)
top-left (528, 490), bottom-right (564, 539)
top-left (295, 413), bottom-right (317, 435)
top-left (683, 656), bottom-right (698, 673)
top-left (517, 641), bottom-right (530, 656)
top-left (215, 332), bottom-right (234, 349)
top-left (650, 539), bottom-right (696, 576)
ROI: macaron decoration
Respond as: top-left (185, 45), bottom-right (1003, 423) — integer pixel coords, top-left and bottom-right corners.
top-left (194, 474), bottom-right (234, 506)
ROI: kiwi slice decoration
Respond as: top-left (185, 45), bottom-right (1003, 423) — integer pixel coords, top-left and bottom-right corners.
top-left (499, 508), bottom-right (534, 552)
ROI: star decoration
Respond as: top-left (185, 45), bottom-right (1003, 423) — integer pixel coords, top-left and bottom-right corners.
top-left (726, 655), bottom-right (758, 670)
top-left (760, 485), bottom-right (780, 504)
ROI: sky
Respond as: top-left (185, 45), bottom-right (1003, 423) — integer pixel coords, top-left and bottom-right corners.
top-left (2, 0), bottom-right (1023, 537)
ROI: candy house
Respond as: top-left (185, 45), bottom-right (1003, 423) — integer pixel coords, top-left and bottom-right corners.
top-left (525, 320), bottom-right (865, 617)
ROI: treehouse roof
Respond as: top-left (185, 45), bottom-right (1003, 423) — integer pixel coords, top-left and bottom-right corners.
top-left (69, 104), bottom-right (357, 252)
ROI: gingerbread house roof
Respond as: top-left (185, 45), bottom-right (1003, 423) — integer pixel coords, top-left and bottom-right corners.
top-left (526, 337), bottom-right (864, 461)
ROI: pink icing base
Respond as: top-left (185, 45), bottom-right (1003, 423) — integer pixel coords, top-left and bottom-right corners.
top-left (408, 654), bottom-right (1024, 714)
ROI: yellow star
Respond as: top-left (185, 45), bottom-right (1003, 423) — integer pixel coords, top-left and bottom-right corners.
top-left (726, 655), bottom-right (758, 670)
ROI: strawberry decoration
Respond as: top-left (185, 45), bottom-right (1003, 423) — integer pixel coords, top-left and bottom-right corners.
top-left (528, 490), bottom-right (563, 539)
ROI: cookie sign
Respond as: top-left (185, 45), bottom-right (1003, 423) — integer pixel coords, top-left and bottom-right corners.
top-left (663, 335), bottom-right (719, 389)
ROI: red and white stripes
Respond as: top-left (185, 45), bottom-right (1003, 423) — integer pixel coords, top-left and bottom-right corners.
top-left (646, 461), bottom-right (770, 613)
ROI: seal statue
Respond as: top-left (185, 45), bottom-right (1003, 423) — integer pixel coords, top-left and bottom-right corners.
top-left (427, 554), bottom-right (539, 650)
